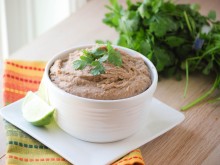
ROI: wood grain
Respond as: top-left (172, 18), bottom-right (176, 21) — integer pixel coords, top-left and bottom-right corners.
top-left (1, 0), bottom-right (220, 164)
top-left (202, 144), bottom-right (220, 165)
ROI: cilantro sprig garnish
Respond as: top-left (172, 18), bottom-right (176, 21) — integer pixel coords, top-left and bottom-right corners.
top-left (73, 43), bottom-right (122, 75)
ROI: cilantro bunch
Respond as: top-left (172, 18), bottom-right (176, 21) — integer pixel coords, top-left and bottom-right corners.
top-left (103, 0), bottom-right (220, 110)
top-left (73, 43), bottom-right (122, 75)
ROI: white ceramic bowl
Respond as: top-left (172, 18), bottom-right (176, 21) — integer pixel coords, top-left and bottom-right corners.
top-left (44, 44), bottom-right (158, 143)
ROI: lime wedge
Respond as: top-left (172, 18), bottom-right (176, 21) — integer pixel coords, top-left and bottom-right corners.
top-left (22, 91), bottom-right (55, 126)
top-left (38, 74), bottom-right (50, 104)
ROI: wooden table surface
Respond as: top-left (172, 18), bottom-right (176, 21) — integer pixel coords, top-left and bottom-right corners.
top-left (1, 0), bottom-right (220, 164)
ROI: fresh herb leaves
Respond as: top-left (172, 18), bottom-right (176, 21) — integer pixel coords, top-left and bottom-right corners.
top-left (103, 0), bottom-right (220, 110)
top-left (107, 42), bottom-right (122, 66)
top-left (73, 43), bottom-right (122, 75)
top-left (90, 61), bottom-right (105, 75)
top-left (73, 60), bottom-right (87, 70)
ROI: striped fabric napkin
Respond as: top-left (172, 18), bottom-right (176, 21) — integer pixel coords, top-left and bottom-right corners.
top-left (2, 60), bottom-right (145, 165)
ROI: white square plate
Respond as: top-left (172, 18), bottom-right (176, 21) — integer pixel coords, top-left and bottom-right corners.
top-left (0, 98), bottom-right (184, 165)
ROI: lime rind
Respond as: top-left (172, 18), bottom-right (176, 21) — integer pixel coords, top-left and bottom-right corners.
top-left (22, 91), bottom-right (55, 127)
top-left (31, 111), bottom-right (54, 126)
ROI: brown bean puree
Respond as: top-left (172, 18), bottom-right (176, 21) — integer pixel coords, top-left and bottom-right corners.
top-left (49, 46), bottom-right (151, 100)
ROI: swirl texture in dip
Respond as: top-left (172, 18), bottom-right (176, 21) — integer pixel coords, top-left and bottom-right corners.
top-left (49, 46), bottom-right (151, 100)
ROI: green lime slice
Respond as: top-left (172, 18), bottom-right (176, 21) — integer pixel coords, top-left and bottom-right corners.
top-left (22, 91), bottom-right (55, 126)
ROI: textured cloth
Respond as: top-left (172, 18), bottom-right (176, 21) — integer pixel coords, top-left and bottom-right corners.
top-left (2, 60), bottom-right (145, 165)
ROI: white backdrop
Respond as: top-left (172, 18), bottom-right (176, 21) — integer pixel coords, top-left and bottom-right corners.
top-left (0, 0), bottom-right (88, 59)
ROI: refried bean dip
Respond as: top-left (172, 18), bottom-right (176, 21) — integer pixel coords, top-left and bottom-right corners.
top-left (49, 46), bottom-right (151, 100)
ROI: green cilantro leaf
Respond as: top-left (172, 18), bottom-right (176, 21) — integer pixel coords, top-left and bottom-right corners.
top-left (208, 10), bottom-right (216, 21)
top-left (119, 11), bottom-right (139, 35)
top-left (151, 0), bottom-right (163, 13)
top-left (153, 47), bottom-right (175, 71)
top-left (149, 15), bottom-right (177, 37)
top-left (165, 36), bottom-right (185, 47)
top-left (99, 54), bottom-right (108, 63)
top-left (91, 48), bottom-right (106, 57)
top-left (138, 3), bottom-right (151, 19)
top-left (73, 60), bottom-right (87, 70)
top-left (117, 34), bottom-right (128, 47)
top-left (190, 4), bottom-right (200, 11)
top-left (82, 49), bottom-right (91, 56)
top-left (90, 61), bottom-right (105, 75)
top-left (80, 54), bottom-right (94, 63)
top-left (107, 42), bottom-right (122, 66)
top-left (139, 40), bottom-right (152, 55)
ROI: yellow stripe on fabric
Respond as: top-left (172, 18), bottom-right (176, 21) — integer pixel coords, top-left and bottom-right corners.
top-left (4, 88), bottom-right (26, 95)
top-left (5, 66), bottom-right (45, 77)
top-left (5, 60), bottom-right (46, 68)
top-left (7, 154), bottom-right (71, 165)
top-left (113, 149), bottom-right (145, 165)
top-left (6, 149), bottom-right (71, 164)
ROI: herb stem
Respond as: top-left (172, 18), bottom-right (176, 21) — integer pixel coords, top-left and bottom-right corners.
top-left (194, 46), bottom-right (219, 69)
top-left (181, 84), bottom-right (215, 111)
top-left (183, 11), bottom-right (192, 34)
top-left (181, 75), bottom-right (219, 111)
top-left (183, 60), bottom-right (189, 97)
top-left (208, 97), bottom-right (220, 103)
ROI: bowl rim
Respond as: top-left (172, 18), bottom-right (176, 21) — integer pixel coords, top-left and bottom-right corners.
top-left (44, 44), bottom-right (158, 103)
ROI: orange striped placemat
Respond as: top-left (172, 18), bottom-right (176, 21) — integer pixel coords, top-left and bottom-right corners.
top-left (2, 59), bottom-right (145, 165)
